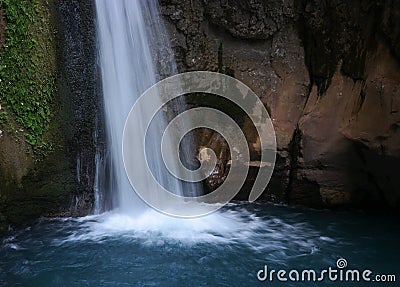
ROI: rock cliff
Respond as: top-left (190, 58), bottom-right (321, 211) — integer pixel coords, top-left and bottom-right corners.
top-left (0, 0), bottom-right (399, 234)
top-left (0, 0), bottom-right (104, 233)
top-left (160, 0), bottom-right (400, 210)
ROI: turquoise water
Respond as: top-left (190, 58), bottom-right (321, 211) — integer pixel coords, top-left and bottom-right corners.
top-left (1, 203), bottom-right (399, 287)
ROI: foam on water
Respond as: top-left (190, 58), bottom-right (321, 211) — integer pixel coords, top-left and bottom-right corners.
top-left (2, 206), bottom-right (399, 287)
top-left (63, 209), bottom-right (262, 244)
top-left (53, 204), bottom-right (326, 260)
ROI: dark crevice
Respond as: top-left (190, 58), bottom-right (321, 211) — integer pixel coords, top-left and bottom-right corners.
top-left (285, 125), bottom-right (302, 203)
top-left (351, 141), bottom-right (389, 206)
top-left (302, 81), bottom-right (314, 111)
top-left (352, 85), bottom-right (366, 116)
top-left (217, 41), bottom-right (235, 76)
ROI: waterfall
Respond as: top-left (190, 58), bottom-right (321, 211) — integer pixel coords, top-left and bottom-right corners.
top-left (95, 0), bottom-right (200, 214)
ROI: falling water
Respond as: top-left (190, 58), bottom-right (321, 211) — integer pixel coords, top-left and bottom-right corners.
top-left (95, 0), bottom-right (199, 214)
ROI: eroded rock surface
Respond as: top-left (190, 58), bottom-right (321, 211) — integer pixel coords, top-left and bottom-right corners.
top-left (160, 0), bottom-right (400, 210)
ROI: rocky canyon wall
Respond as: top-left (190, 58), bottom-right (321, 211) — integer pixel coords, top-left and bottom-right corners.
top-left (0, 0), bottom-right (103, 233)
top-left (160, 0), bottom-right (400, 211)
top-left (1, 0), bottom-right (399, 233)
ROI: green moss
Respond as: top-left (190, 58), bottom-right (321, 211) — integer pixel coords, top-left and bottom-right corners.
top-left (0, 0), bottom-right (56, 151)
top-left (0, 109), bottom-right (7, 125)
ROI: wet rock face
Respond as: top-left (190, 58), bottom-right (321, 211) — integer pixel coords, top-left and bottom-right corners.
top-left (55, 0), bottom-right (105, 216)
top-left (0, 0), bottom-right (104, 232)
top-left (203, 0), bottom-right (296, 40)
top-left (380, 1), bottom-right (400, 60)
top-left (160, 0), bottom-right (400, 210)
top-left (299, 0), bottom-right (375, 94)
